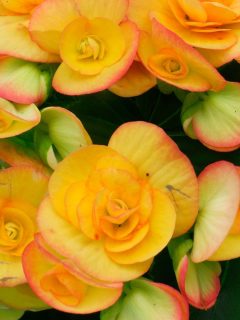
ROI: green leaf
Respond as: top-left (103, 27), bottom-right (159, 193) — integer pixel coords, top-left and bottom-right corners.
top-left (0, 309), bottom-right (24, 320)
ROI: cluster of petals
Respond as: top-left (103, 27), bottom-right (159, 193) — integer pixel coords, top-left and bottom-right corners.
top-left (168, 159), bottom-right (240, 311)
top-left (128, 0), bottom-right (240, 67)
top-left (21, 121), bottom-right (198, 314)
top-left (0, 140), bottom-right (50, 315)
top-left (0, 0), bottom-right (234, 97)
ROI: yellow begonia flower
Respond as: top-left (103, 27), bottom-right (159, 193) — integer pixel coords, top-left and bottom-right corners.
top-left (0, 166), bottom-right (48, 286)
top-left (36, 122), bottom-right (198, 283)
top-left (191, 161), bottom-right (240, 262)
top-left (34, 107), bottom-right (92, 170)
top-left (0, 98), bottom-right (40, 138)
top-left (128, 0), bottom-right (240, 67)
top-left (23, 238), bottom-right (122, 313)
top-left (137, 19), bottom-right (225, 92)
top-left (27, 0), bottom-right (139, 94)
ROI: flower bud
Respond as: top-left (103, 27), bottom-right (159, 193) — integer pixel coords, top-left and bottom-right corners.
top-left (101, 278), bottom-right (189, 320)
top-left (169, 236), bottom-right (221, 310)
top-left (34, 107), bottom-right (92, 169)
top-left (181, 82), bottom-right (240, 151)
top-left (0, 57), bottom-right (55, 105)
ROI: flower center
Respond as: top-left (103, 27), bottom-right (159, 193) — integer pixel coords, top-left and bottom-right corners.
top-left (4, 221), bottom-right (20, 240)
top-left (162, 59), bottom-right (181, 73)
top-left (77, 35), bottom-right (105, 61)
top-left (148, 48), bottom-right (188, 79)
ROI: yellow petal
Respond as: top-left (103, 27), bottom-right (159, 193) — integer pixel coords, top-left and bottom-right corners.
top-left (29, 0), bottom-right (80, 54)
top-left (0, 98), bottom-right (40, 138)
top-left (0, 16), bottom-right (59, 62)
top-left (109, 121), bottom-right (198, 237)
top-left (76, 0), bottom-right (128, 24)
top-left (38, 197), bottom-right (153, 282)
top-left (107, 189), bottom-right (176, 263)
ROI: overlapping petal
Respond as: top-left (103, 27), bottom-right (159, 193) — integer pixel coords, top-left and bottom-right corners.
top-left (101, 278), bottom-right (189, 320)
top-left (138, 19), bottom-right (225, 92)
top-left (109, 121), bottom-right (199, 237)
top-left (0, 98), bottom-right (40, 138)
top-left (192, 161), bottom-right (240, 262)
top-left (34, 106), bottom-right (92, 169)
top-left (23, 240), bottom-right (123, 313)
top-left (0, 57), bottom-right (52, 104)
top-left (182, 82), bottom-right (240, 151)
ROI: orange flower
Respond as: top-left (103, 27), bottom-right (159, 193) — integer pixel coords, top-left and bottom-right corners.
top-left (128, 0), bottom-right (240, 66)
top-left (36, 122), bottom-right (198, 283)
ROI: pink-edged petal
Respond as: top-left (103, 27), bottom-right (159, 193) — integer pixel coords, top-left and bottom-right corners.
top-left (38, 197), bottom-right (153, 282)
top-left (53, 21), bottom-right (139, 95)
top-left (109, 61), bottom-right (157, 97)
top-left (192, 82), bottom-right (240, 150)
top-left (151, 283), bottom-right (189, 320)
top-left (76, 0), bottom-right (128, 24)
top-left (0, 98), bottom-right (40, 138)
top-left (177, 255), bottom-right (221, 310)
top-left (192, 161), bottom-right (240, 262)
top-left (23, 241), bottom-right (123, 314)
top-left (0, 57), bottom-right (51, 104)
top-left (109, 121), bottom-right (199, 237)
top-left (138, 19), bottom-right (226, 92)
top-left (0, 16), bottom-right (59, 62)
top-left (102, 278), bottom-right (188, 320)
top-left (29, 0), bottom-right (79, 54)
top-left (34, 233), bottom-right (123, 289)
top-left (152, 2), bottom-right (237, 50)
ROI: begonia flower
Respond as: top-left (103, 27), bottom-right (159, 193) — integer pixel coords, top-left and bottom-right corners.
top-left (137, 19), bottom-right (225, 92)
top-left (128, 0), bottom-right (240, 67)
top-left (0, 98), bottom-right (40, 138)
top-left (169, 236), bottom-right (221, 310)
top-left (101, 278), bottom-right (189, 320)
top-left (0, 165), bottom-right (48, 286)
top-left (23, 237), bottom-right (123, 313)
top-left (181, 82), bottom-right (240, 151)
top-left (34, 107), bottom-right (92, 169)
top-left (26, 0), bottom-right (139, 95)
top-left (36, 121), bottom-right (198, 283)
top-left (191, 161), bottom-right (240, 262)
top-left (0, 56), bottom-right (54, 105)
